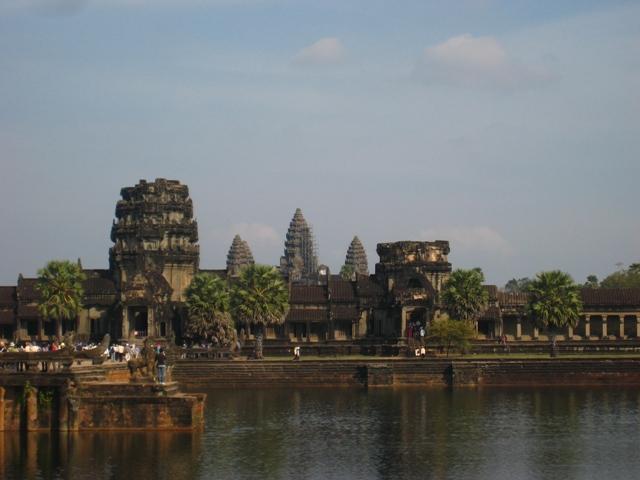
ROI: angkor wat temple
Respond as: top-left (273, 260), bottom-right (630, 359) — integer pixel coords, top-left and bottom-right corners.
top-left (1, 178), bottom-right (639, 343)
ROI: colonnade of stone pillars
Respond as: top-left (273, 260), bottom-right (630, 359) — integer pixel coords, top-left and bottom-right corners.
top-left (508, 313), bottom-right (640, 340)
top-left (581, 313), bottom-right (640, 339)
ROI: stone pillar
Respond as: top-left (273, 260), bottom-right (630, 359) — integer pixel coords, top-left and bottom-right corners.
top-left (585, 315), bottom-right (591, 339)
top-left (533, 327), bottom-right (539, 340)
top-left (25, 386), bottom-right (38, 431)
top-left (55, 319), bottom-right (62, 339)
top-left (58, 382), bottom-right (71, 432)
top-left (567, 325), bottom-right (573, 340)
top-left (37, 318), bottom-right (44, 341)
top-left (147, 307), bottom-right (155, 337)
top-left (636, 315), bottom-right (640, 339)
top-left (306, 320), bottom-right (311, 343)
top-left (601, 315), bottom-right (608, 339)
top-left (400, 308), bottom-right (408, 337)
top-left (67, 397), bottom-right (80, 431)
top-left (516, 317), bottom-right (522, 340)
top-left (121, 309), bottom-right (130, 340)
top-left (619, 315), bottom-right (626, 338)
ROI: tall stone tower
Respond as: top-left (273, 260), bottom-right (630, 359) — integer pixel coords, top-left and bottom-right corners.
top-left (109, 178), bottom-right (199, 339)
top-left (280, 208), bottom-right (318, 282)
top-left (226, 234), bottom-right (255, 277)
top-left (343, 236), bottom-right (369, 277)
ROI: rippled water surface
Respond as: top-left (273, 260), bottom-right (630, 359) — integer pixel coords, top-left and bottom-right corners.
top-left (4, 387), bottom-right (640, 480)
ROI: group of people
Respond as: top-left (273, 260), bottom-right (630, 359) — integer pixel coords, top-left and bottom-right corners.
top-left (498, 334), bottom-right (510, 352)
top-left (108, 343), bottom-right (140, 362)
top-left (0, 340), bottom-right (67, 371)
top-left (414, 345), bottom-right (428, 358)
top-left (0, 340), bottom-right (62, 353)
top-left (406, 322), bottom-right (426, 342)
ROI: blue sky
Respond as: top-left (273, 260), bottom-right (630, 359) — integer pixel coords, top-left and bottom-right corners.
top-left (1, 0), bottom-right (638, 286)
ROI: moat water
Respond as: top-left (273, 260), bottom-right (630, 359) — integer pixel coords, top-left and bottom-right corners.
top-left (4, 387), bottom-right (640, 480)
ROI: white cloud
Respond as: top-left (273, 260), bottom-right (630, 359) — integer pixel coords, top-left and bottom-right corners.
top-left (415, 34), bottom-right (551, 90)
top-left (292, 37), bottom-right (346, 66)
top-left (231, 223), bottom-right (280, 246)
top-left (212, 223), bottom-right (280, 248)
top-left (420, 226), bottom-right (514, 256)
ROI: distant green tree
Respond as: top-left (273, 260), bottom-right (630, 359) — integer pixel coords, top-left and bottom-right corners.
top-left (339, 264), bottom-right (355, 281)
top-left (526, 271), bottom-right (582, 355)
top-left (231, 264), bottom-right (289, 336)
top-left (185, 273), bottom-right (235, 346)
top-left (427, 316), bottom-right (475, 356)
top-left (442, 268), bottom-right (489, 321)
top-left (600, 263), bottom-right (640, 288)
top-left (584, 275), bottom-right (599, 288)
top-left (504, 277), bottom-right (532, 293)
top-left (36, 260), bottom-right (86, 337)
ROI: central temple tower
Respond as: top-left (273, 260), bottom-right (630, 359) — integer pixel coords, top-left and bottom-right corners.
top-left (109, 178), bottom-right (199, 339)
top-left (280, 208), bottom-right (318, 282)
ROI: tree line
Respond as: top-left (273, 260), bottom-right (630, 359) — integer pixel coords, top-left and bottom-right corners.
top-left (504, 263), bottom-right (640, 292)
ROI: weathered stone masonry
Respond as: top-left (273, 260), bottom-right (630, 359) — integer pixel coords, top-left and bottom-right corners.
top-left (1, 178), bottom-right (639, 344)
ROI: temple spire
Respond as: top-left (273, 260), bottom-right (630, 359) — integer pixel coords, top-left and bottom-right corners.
top-left (280, 208), bottom-right (318, 281)
top-left (226, 234), bottom-right (255, 277)
top-left (342, 236), bottom-right (369, 278)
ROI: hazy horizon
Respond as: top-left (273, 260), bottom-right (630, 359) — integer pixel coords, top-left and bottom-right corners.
top-left (1, 1), bottom-right (638, 286)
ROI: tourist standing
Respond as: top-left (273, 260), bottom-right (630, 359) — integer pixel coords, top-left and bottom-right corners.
top-left (293, 345), bottom-right (301, 361)
top-left (156, 348), bottom-right (167, 384)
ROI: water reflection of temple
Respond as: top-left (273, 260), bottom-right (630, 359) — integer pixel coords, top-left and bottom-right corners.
top-left (0, 178), bottom-right (638, 344)
top-left (1, 430), bottom-right (202, 479)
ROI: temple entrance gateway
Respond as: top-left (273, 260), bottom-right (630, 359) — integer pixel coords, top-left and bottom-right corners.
top-left (405, 308), bottom-right (428, 340)
top-left (129, 307), bottom-right (148, 338)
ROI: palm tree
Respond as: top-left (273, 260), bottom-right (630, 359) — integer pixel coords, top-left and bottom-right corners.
top-left (441, 268), bottom-right (489, 322)
top-left (36, 260), bottom-right (86, 339)
top-left (526, 270), bottom-right (582, 356)
top-left (230, 264), bottom-right (289, 337)
top-left (185, 273), bottom-right (235, 346)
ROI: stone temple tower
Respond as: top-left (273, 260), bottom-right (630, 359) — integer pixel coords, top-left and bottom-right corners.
top-left (226, 234), bottom-right (255, 277)
top-left (280, 208), bottom-right (318, 282)
top-left (343, 236), bottom-right (369, 277)
top-left (109, 178), bottom-right (199, 339)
